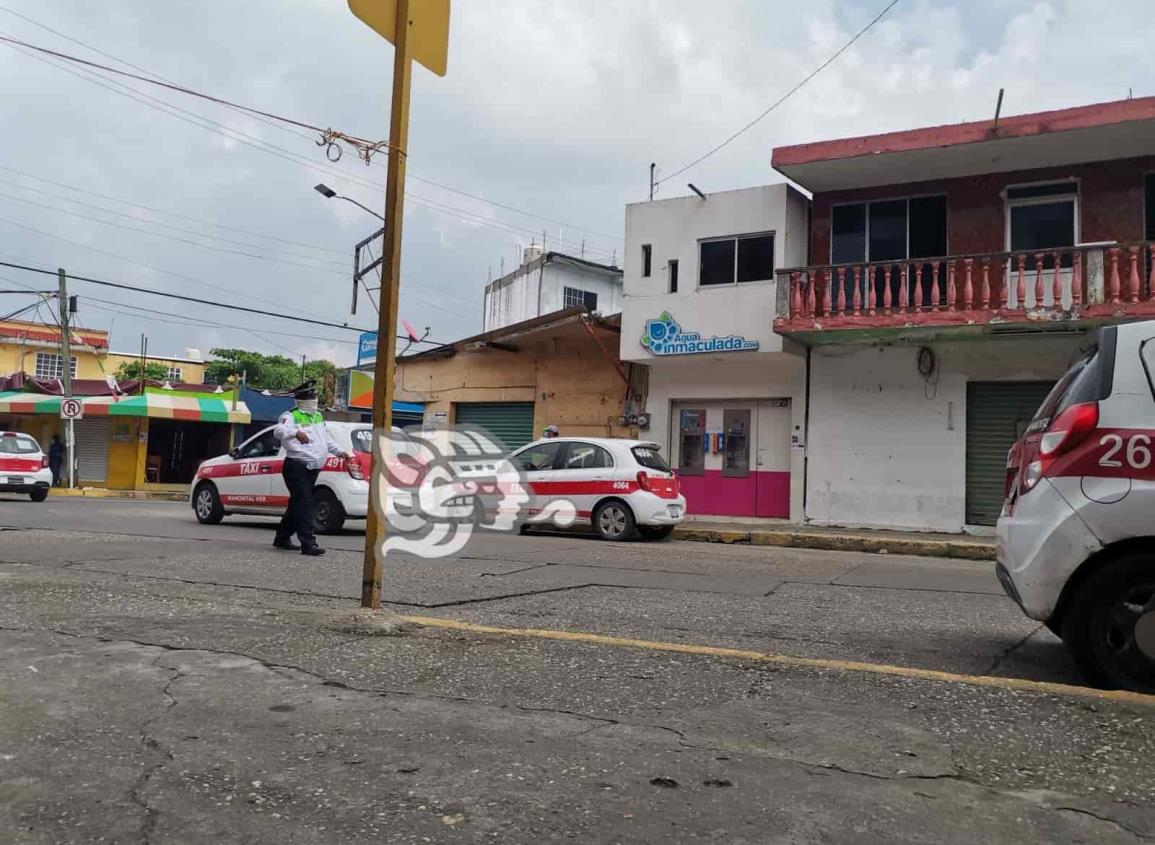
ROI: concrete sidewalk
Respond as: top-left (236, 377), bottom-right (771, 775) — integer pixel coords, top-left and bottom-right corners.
top-left (674, 520), bottom-right (996, 560)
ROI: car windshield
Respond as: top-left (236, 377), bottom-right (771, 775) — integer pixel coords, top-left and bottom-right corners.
top-left (632, 445), bottom-right (671, 473)
top-left (0, 435), bottom-right (39, 454)
top-left (1027, 329), bottom-right (1116, 432)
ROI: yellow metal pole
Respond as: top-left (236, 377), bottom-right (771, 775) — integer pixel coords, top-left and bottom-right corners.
top-left (361, 0), bottom-right (412, 609)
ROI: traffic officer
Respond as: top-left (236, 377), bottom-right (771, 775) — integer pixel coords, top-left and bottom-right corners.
top-left (273, 381), bottom-right (352, 556)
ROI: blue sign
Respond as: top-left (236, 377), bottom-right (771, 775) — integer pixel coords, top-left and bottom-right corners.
top-left (641, 312), bottom-right (759, 356)
top-left (357, 332), bottom-right (378, 365)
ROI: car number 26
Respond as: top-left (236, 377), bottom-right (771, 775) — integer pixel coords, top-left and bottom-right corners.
top-left (1099, 434), bottom-right (1152, 469)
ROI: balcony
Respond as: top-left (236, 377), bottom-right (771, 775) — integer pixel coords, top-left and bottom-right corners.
top-left (774, 243), bottom-right (1155, 344)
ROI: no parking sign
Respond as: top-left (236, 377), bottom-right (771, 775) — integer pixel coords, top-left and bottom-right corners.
top-left (60, 398), bottom-right (83, 420)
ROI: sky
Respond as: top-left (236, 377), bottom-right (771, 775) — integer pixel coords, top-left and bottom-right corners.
top-left (0, 0), bottom-right (1151, 368)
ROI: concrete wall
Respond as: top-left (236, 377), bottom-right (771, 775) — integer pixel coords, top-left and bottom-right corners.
top-left (808, 155), bottom-right (1155, 265)
top-left (484, 259), bottom-right (623, 332)
top-left (805, 335), bottom-right (1084, 532)
top-left (644, 354), bottom-right (806, 521)
top-left (621, 183), bottom-right (809, 361)
top-left (397, 322), bottom-right (633, 439)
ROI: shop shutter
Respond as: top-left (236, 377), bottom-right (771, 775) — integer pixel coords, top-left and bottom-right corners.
top-left (73, 418), bottom-right (111, 484)
top-left (453, 402), bottom-right (535, 451)
top-left (965, 381), bottom-right (1054, 526)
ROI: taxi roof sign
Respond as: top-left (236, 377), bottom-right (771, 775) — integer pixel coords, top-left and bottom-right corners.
top-left (348, 0), bottom-right (449, 77)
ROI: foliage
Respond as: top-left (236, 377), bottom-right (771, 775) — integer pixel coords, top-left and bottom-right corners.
top-left (206, 348), bottom-right (341, 406)
top-left (114, 360), bottom-right (169, 382)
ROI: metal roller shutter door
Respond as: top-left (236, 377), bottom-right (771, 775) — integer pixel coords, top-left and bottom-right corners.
top-left (453, 402), bottom-right (535, 451)
top-left (965, 381), bottom-right (1054, 526)
top-left (74, 418), bottom-right (110, 484)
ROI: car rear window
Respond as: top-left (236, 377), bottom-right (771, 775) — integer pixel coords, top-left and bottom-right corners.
top-left (632, 445), bottom-right (671, 473)
top-left (351, 428), bottom-right (373, 454)
top-left (1027, 327), bottom-right (1117, 431)
top-left (0, 435), bottom-right (39, 454)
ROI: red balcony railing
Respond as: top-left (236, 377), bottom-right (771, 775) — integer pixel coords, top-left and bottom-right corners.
top-left (775, 243), bottom-right (1155, 333)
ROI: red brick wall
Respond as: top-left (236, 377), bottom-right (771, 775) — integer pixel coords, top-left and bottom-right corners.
top-left (807, 155), bottom-right (1155, 266)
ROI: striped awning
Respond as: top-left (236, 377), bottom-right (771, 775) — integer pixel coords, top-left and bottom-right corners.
top-left (0, 392), bottom-right (251, 424)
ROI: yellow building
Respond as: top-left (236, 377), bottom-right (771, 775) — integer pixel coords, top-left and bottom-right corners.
top-left (0, 318), bottom-right (239, 491)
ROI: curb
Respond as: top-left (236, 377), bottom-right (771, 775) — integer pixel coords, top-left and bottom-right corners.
top-left (49, 489), bottom-right (188, 503)
top-left (672, 526), bottom-right (995, 561)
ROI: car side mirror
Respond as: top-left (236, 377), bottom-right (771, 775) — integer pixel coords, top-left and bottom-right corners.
top-left (229, 448), bottom-right (241, 459)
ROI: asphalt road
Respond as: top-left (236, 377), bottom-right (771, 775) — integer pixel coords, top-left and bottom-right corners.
top-left (2, 496), bottom-right (1153, 843)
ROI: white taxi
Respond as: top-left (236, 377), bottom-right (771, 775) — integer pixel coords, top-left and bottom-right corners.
top-left (0, 431), bottom-right (52, 502)
top-left (511, 437), bottom-right (686, 540)
top-left (191, 421), bottom-right (371, 533)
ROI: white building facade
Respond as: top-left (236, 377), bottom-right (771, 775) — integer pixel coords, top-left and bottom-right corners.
top-left (483, 246), bottom-right (623, 332)
top-left (621, 184), bottom-right (810, 522)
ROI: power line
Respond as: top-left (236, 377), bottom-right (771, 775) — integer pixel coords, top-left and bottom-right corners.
top-left (0, 259), bottom-right (370, 333)
top-left (0, 15), bottom-right (623, 245)
top-left (656, 0), bottom-right (901, 185)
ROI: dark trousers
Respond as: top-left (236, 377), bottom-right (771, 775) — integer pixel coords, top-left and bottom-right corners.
top-left (48, 458), bottom-right (62, 486)
top-left (277, 458), bottom-right (320, 547)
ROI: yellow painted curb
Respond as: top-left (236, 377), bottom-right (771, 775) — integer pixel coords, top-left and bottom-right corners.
top-left (402, 614), bottom-right (1155, 708)
top-left (48, 488), bottom-right (187, 502)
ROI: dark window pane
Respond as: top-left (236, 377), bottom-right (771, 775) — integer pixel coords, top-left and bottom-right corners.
top-left (1146, 174), bottom-right (1155, 241)
top-left (642, 244), bottom-right (652, 277)
top-left (583, 290), bottom-right (598, 311)
top-left (632, 445), bottom-right (671, 473)
top-left (513, 442), bottom-right (562, 472)
top-left (721, 409), bottom-right (750, 478)
top-left (736, 234), bottom-right (774, 283)
top-left (678, 409), bottom-right (705, 476)
top-left (832, 203), bottom-right (866, 265)
top-left (700, 240), bottom-right (735, 286)
top-left (909, 196), bottom-right (947, 258)
top-left (868, 199), bottom-right (906, 262)
top-left (669, 259), bottom-right (679, 293)
top-left (1010, 201), bottom-right (1075, 252)
top-left (1006, 181), bottom-right (1077, 200)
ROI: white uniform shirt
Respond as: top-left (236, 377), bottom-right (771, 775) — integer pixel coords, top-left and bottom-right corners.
top-left (274, 409), bottom-right (345, 470)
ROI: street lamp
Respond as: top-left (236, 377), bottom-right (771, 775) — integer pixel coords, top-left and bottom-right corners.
top-left (313, 183), bottom-right (385, 221)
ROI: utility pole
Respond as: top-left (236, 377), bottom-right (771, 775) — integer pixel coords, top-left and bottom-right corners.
top-left (649, 162), bottom-right (656, 201)
top-left (57, 268), bottom-right (74, 489)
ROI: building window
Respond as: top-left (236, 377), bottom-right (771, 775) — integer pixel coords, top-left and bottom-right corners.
top-left (668, 259), bottom-right (679, 293)
top-left (642, 244), bottom-right (652, 277)
top-left (699, 233), bottom-right (775, 287)
top-left (165, 366), bottom-right (183, 382)
top-left (1146, 174), bottom-right (1155, 241)
top-left (1006, 181), bottom-right (1077, 269)
top-left (34, 352), bottom-right (77, 380)
top-left (563, 286), bottom-right (598, 311)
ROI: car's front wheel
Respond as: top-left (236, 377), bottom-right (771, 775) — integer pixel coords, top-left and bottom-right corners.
top-left (638, 525), bottom-right (675, 541)
top-left (314, 488), bottom-right (346, 534)
top-left (29, 487), bottom-right (48, 503)
top-left (1062, 555), bottom-right (1155, 692)
top-left (592, 500), bottom-right (637, 541)
top-left (193, 483), bottom-right (224, 524)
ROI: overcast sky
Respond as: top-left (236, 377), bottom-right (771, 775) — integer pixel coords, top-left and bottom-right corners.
top-left (0, 0), bottom-right (1150, 368)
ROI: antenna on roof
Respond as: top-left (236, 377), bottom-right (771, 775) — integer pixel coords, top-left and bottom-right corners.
top-left (991, 88), bottom-right (1005, 132)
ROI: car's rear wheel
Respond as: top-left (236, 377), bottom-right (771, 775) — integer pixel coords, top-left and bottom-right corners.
top-left (29, 488), bottom-right (48, 503)
top-left (638, 525), bottom-right (675, 541)
top-left (193, 483), bottom-right (224, 524)
top-left (593, 500), bottom-right (637, 541)
top-left (1062, 555), bottom-right (1155, 692)
top-left (314, 488), bottom-right (346, 534)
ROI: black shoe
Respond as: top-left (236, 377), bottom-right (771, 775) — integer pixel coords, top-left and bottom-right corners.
top-left (301, 545), bottom-right (326, 557)
top-left (273, 538), bottom-right (301, 551)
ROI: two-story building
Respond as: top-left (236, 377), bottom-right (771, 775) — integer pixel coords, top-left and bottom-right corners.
top-left (772, 96), bottom-right (1155, 532)
top-left (483, 245), bottom-right (623, 332)
top-left (621, 184), bottom-right (810, 520)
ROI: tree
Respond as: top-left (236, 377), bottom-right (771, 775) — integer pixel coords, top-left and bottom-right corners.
top-left (115, 360), bottom-right (169, 382)
top-left (206, 348), bottom-right (340, 406)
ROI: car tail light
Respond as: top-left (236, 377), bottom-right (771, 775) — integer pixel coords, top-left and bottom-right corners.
top-left (636, 471), bottom-right (652, 492)
top-left (346, 455), bottom-right (365, 480)
top-left (41, 455), bottom-right (49, 469)
top-left (1039, 402), bottom-right (1098, 457)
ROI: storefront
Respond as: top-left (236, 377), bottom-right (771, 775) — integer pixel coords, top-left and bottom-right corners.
top-left (0, 388), bottom-right (250, 490)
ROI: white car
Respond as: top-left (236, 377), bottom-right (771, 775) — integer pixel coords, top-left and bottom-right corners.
top-left (998, 321), bottom-right (1155, 691)
top-left (0, 431), bottom-right (52, 502)
top-left (191, 421), bottom-right (372, 533)
top-left (510, 437), bottom-right (686, 541)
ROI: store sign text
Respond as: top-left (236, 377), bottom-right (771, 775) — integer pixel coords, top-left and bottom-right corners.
top-left (641, 312), bottom-right (759, 356)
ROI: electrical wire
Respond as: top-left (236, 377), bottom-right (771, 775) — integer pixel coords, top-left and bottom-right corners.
top-left (0, 258), bottom-right (369, 333)
top-left (0, 14), bottom-right (623, 245)
top-left (656, 0), bottom-right (901, 185)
